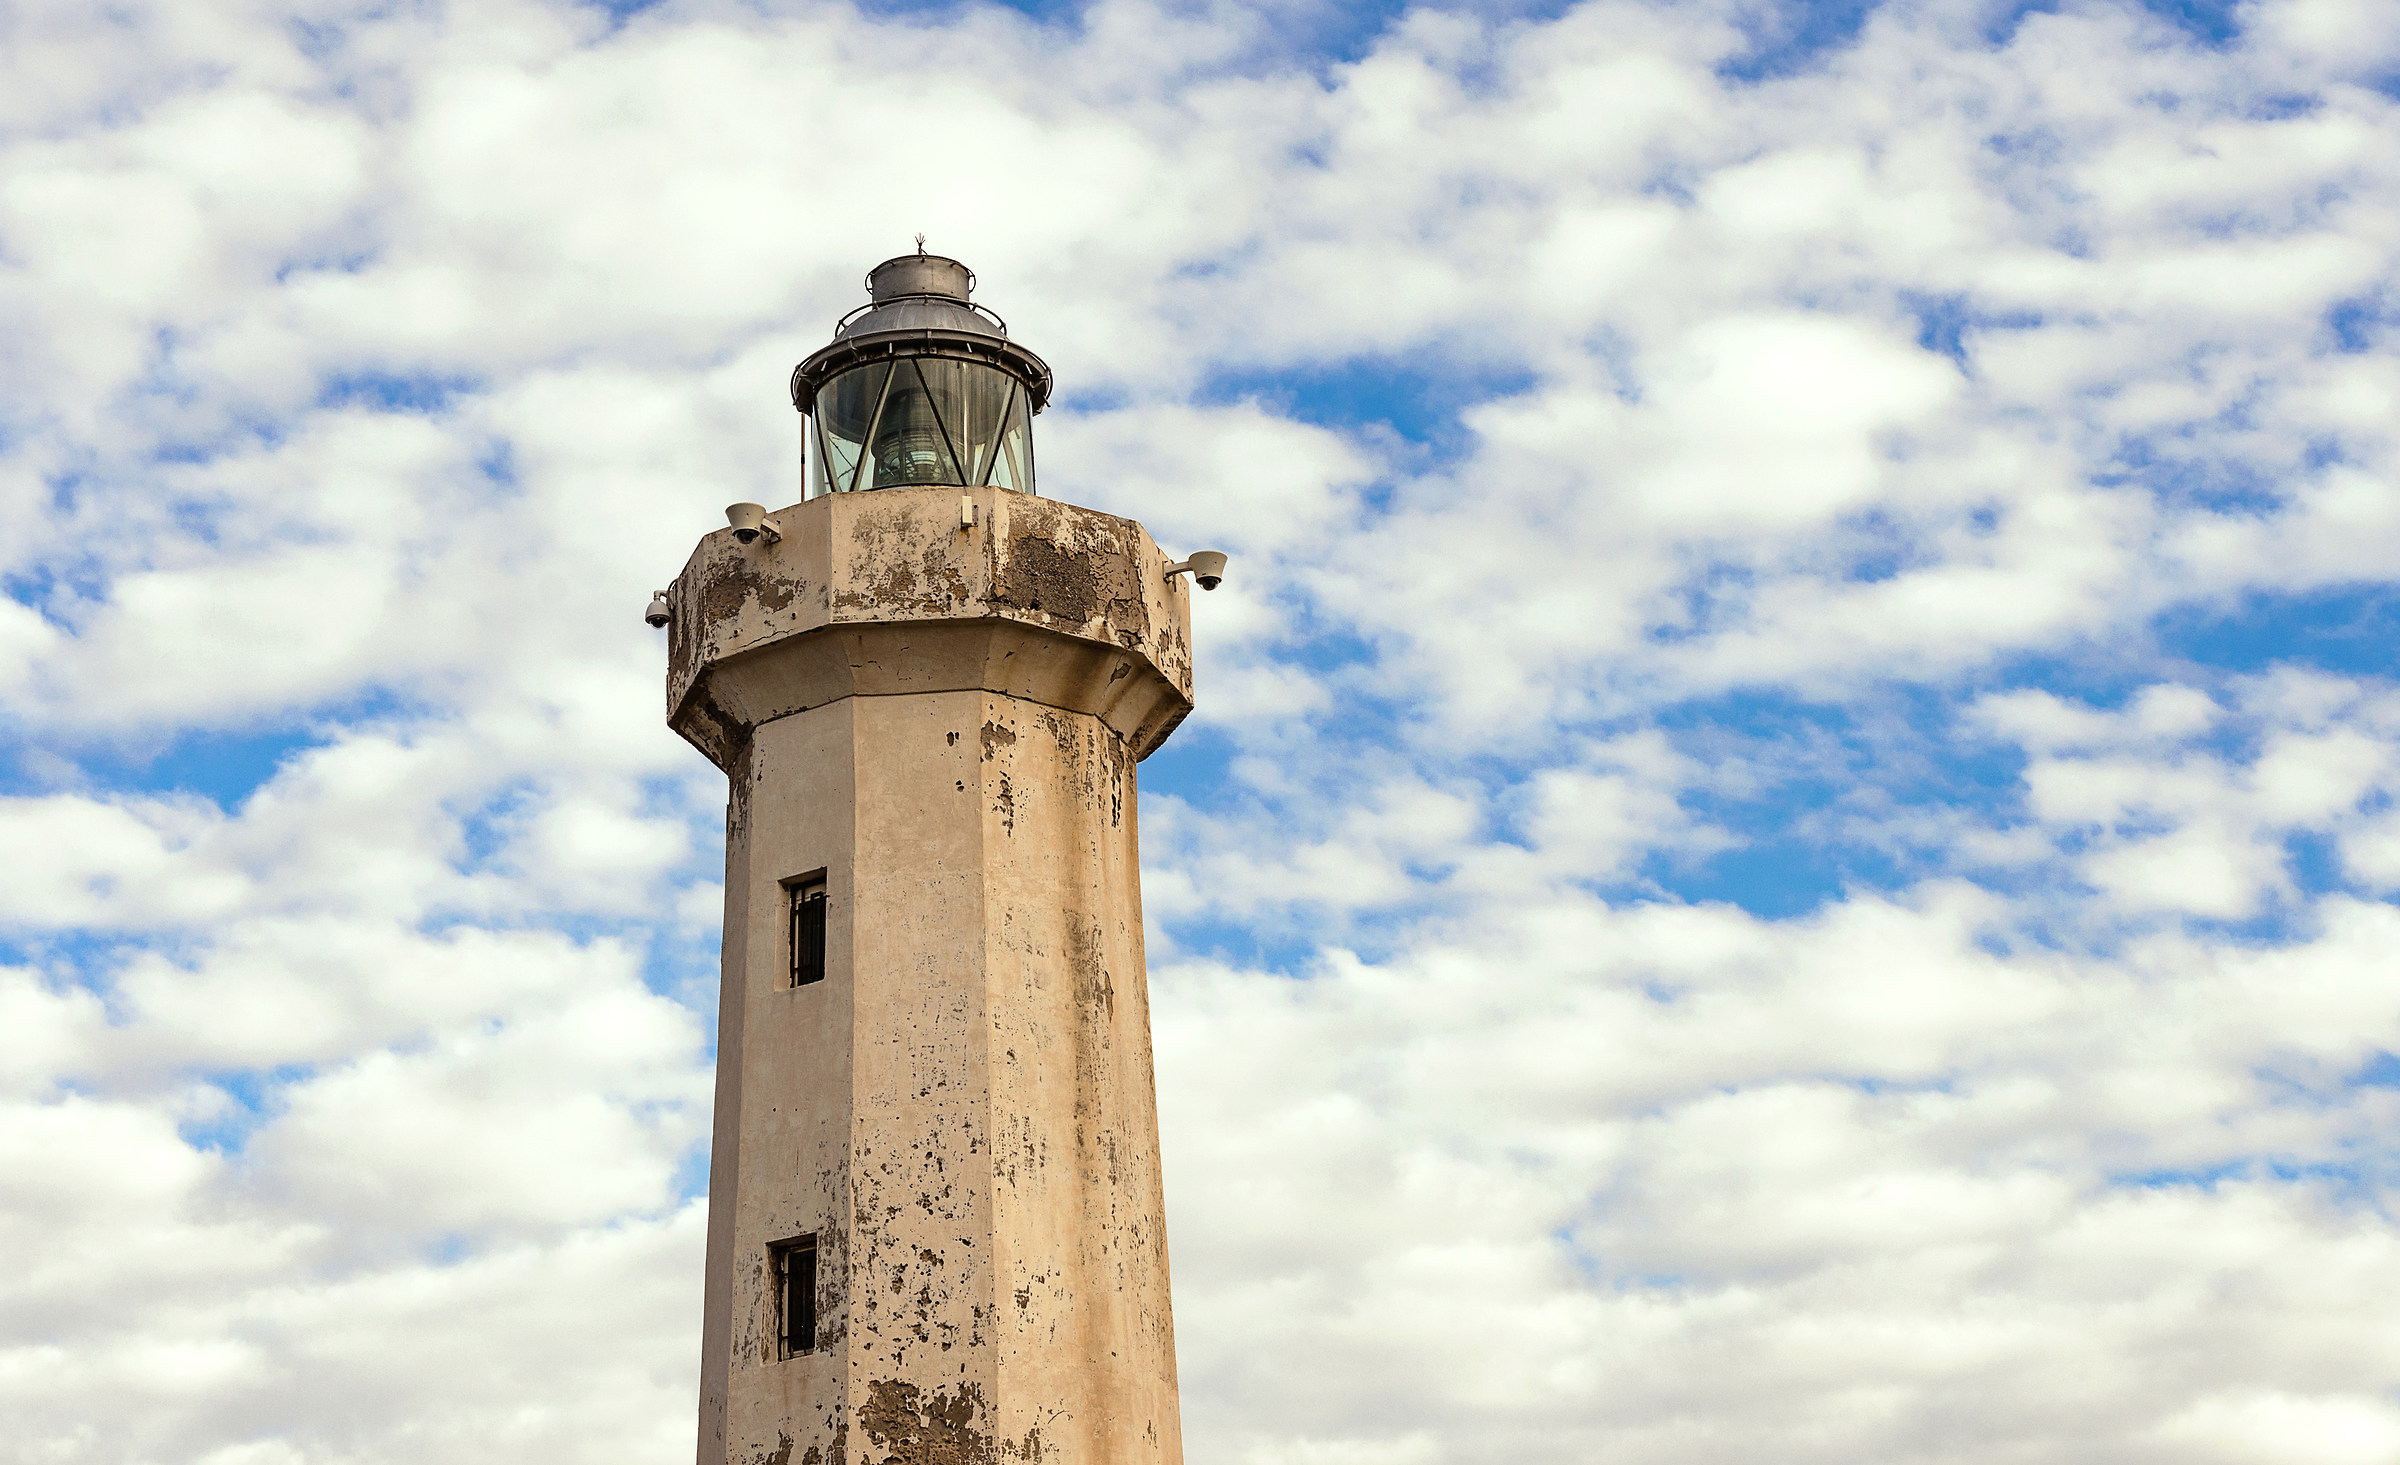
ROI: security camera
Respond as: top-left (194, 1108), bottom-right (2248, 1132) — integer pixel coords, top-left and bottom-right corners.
top-left (1166, 550), bottom-right (1228, 592)
top-left (644, 590), bottom-right (671, 628)
top-left (725, 502), bottom-right (781, 545)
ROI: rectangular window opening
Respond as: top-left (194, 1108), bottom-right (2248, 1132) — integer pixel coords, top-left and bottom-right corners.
top-left (789, 874), bottom-right (827, 988)
top-left (773, 1234), bottom-right (819, 1359)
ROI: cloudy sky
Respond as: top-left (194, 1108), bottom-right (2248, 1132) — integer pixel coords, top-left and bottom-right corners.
top-left (5, 0), bottom-right (2400, 1460)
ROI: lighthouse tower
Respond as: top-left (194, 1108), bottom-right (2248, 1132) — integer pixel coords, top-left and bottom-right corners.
top-left (658, 252), bottom-right (1212, 1465)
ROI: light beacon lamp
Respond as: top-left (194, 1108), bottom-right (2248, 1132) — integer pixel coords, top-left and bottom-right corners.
top-left (660, 250), bottom-right (1221, 1465)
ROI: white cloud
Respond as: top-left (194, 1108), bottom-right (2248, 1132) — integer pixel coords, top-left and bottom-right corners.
top-left (1156, 879), bottom-right (2400, 1460)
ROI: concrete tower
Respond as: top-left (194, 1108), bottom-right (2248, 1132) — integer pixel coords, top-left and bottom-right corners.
top-left (657, 253), bottom-right (1219, 1465)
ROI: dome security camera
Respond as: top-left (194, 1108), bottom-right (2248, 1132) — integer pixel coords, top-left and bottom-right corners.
top-left (1167, 550), bottom-right (1228, 592)
top-left (725, 502), bottom-right (781, 546)
top-left (645, 590), bottom-right (672, 628)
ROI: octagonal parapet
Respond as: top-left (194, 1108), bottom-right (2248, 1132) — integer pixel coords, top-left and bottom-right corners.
top-left (667, 486), bottom-right (1195, 770)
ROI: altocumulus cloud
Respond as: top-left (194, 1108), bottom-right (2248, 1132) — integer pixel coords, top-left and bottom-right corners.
top-left (3, 0), bottom-right (2399, 1460)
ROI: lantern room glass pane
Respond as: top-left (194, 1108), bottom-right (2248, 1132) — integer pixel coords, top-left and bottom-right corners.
top-left (865, 359), bottom-right (963, 489)
top-left (808, 359), bottom-right (1036, 496)
top-left (986, 386), bottom-right (1033, 494)
top-left (942, 364), bottom-right (1015, 486)
top-left (811, 361), bottom-right (888, 497)
top-left (913, 359), bottom-right (975, 481)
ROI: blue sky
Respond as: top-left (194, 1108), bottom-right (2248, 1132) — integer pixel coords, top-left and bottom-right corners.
top-left (5, 0), bottom-right (2400, 1461)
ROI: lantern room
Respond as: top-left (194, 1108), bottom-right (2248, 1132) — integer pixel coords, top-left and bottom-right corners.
top-left (789, 251), bottom-right (1054, 498)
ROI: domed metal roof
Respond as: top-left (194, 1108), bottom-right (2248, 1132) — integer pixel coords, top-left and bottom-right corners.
top-left (790, 252), bottom-right (1053, 416)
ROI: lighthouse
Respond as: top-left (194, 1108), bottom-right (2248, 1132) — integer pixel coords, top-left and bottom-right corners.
top-left (657, 252), bottom-right (1217, 1465)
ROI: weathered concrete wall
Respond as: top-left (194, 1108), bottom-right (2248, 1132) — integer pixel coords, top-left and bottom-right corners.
top-left (679, 489), bottom-right (1189, 1465)
top-left (979, 696), bottom-right (1179, 1464)
top-left (706, 701), bottom-right (863, 1465)
top-left (669, 486), bottom-right (1194, 772)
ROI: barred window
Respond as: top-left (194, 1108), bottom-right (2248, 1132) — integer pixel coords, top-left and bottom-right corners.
top-left (789, 876), bottom-right (826, 988)
top-left (772, 1234), bottom-right (818, 1359)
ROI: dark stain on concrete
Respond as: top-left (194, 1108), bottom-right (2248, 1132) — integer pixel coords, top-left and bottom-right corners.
top-left (1130, 701), bottom-right (1190, 761)
top-left (704, 557), bottom-right (802, 624)
top-left (995, 528), bottom-right (1103, 627)
top-left (677, 687), bottom-right (747, 776)
top-left (857, 1380), bottom-right (1045, 1465)
top-left (668, 577), bottom-right (698, 690)
top-left (673, 552), bottom-right (811, 771)
top-left (978, 720), bottom-right (1016, 760)
top-left (1067, 919), bottom-right (1115, 1024)
top-left (727, 735), bottom-right (757, 840)
top-left (799, 1419), bottom-right (849, 1465)
top-left (835, 499), bottom-right (971, 617)
top-left (1105, 732), bottom-right (1127, 829)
